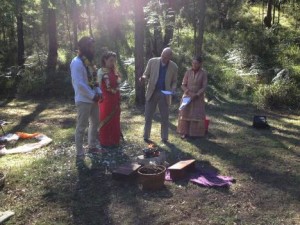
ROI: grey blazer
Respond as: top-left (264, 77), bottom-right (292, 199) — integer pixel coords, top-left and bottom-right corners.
top-left (142, 57), bottom-right (178, 103)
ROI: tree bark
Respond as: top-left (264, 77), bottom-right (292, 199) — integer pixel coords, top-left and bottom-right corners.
top-left (87, 0), bottom-right (93, 38)
top-left (134, 0), bottom-right (145, 105)
top-left (272, 0), bottom-right (276, 24)
top-left (145, 28), bottom-right (153, 60)
top-left (46, 7), bottom-right (58, 71)
top-left (63, 0), bottom-right (73, 50)
top-left (193, 0), bottom-right (197, 55)
top-left (153, 17), bottom-right (164, 57)
top-left (195, 0), bottom-right (206, 56)
top-left (278, 3), bottom-right (281, 25)
top-left (72, 0), bottom-right (78, 50)
top-left (163, 8), bottom-right (175, 46)
top-left (264, 0), bottom-right (273, 28)
top-left (16, 10), bottom-right (25, 67)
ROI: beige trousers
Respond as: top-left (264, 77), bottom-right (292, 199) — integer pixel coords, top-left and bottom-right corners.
top-left (143, 90), bottom-right (169, 141)
top-left (75, 102), bottom-right (99, 158)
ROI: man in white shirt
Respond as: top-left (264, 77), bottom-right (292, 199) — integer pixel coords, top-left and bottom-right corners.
top-left (70, 36), bottom-right (102, 169)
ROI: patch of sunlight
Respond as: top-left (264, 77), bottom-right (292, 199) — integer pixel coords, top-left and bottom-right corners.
top-left (225, 115), bottom-right (251, 125)
top-left (0, 154), bottom-right (44, 172)
top-left (280, 117), bottom-right (300, 126)
top-left (178, 25), bottom-right (194, 39)
top-left (212, 118), bottom-right (243, 134)
top-left (39, 112), bottom-right (76, 120)
top-left (292, 210), bottom-right (300, 224)
top-left (250, 5), bottom-right (261, 14)
top-left (278, 14), bottom-right (295, 28)
top-left (49, 128), bottom-right (74, 142)
top-left (58, 49), bottom-right (72, 64)
top-left (244, 5), bottom-right (263, 23)
top-left (291, 65), bottom-right (300, 74)
top-left (2, 106), bottom-right (39, 116)
top-left (7, 100), bottom-right (39, 107)
top-left (249, 4), bottom-right (296, 28)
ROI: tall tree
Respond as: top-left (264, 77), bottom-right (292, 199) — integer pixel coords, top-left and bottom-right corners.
top-left (46, 1), bottom-right (58, 71)
top-left (195, 0), bottom-right (206, 56)
top-left (16, 0), bottom-right (25, 67)
top-left (134, 0), bottom-right (146, 105)
top-left (264, 0), bottom-right (273, 27)
top-left (153, 16), bottom-right (164, 56)
top-left (62, 0), bottom-right (73, 50)
top-left (86, 0), bottom-right (94, 38)
top-left (163, 3), bottom-right (175, 46)
top-left (72, 0), bottom-right (78, 50)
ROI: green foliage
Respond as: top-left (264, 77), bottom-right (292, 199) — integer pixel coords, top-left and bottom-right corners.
top-left (254, 80), bottom-right (300, 109)
top-left (14, 50), bottom-right (73, 97)
top-left (17, 67), bottom-right (47, 97)
top-left (124, 63), bottom-right (135, 87)
top-left (17, 68), bottom-right (73, 97)
top-left (0, 76), bottom-right (17, 96)
top-left (0, 0), bottom-right (300, 110)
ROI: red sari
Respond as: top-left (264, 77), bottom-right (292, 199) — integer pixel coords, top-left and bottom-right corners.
top-left (98, 69), bottom-right (121, 147)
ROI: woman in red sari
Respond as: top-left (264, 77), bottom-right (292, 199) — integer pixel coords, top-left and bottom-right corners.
top-left (97, 51), bottom-right (121, 147)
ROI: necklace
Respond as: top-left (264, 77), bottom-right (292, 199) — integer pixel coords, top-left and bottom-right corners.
top-left (79, 55), bottom-right (98, 89)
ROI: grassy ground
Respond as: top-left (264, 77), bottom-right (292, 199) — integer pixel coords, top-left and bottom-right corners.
top-left (0, 96), bottom-right (299, 225)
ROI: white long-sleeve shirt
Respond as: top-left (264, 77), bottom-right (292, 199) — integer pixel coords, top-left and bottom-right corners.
top-left (70, 56), bottom-right (97, 104)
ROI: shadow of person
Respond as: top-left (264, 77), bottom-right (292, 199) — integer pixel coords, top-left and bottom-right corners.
top-left (72, 170), bottom-right (113, 225)
top-left (138, 185), bottom-right (174, 199)
top-left (72, 143), bottom-right (133, 224)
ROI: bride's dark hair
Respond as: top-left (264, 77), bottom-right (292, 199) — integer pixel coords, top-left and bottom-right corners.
top-left (101, 51), bottom-right (117, 67)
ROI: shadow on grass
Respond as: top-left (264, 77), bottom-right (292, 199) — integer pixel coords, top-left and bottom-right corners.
top-left (186, 100), bottom-right (300, 201)
top-left (195, 138), bottom-right (300, 200)
top-left (72, 172), bottom-right (114, 224)
top-left (8, 102), bottom-right (49, 133)
top-left (0, 97), bottom-right (14, 107)
top-left (42, 144), bottom-right (176, 224)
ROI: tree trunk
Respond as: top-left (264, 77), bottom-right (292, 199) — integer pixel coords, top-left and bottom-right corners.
top-left (264, 0), bottom-right (273, 27)
top-left (46, 7), bottom-right (58, 71)
top-left (195, 0), bottom-right (206, 56)
top-left (278, 3), bottom-right (281, 24)
top-left (163, 8), bottom-right (175, 46)
top-left (72, 0), bottom-right (78, 50)
top-left (145, 28), bottom-right (153, 60)
top-left (153, 17), bottom-right (164, 57)
top-left (63, 0), bottom-right (73, 50)
top-left (272, 0), bottom-right (276, 24)
top-left (134, 0), bottom-right (145, 105)
top-left (16, 11), bottom-right (25, 67)
top-left (193, 0), bottom-right (197, 55)
top-left (87, 1), bottom-right (93, 38)
top-left (262, 0), bottom-right (264, 27)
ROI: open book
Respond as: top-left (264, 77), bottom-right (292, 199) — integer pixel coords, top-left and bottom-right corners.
top-left (179, 97), bottom-right (191, 110)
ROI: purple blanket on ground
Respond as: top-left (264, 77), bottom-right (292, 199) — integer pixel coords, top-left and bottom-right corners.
top-left (165, 169), bottom-right (235, 187)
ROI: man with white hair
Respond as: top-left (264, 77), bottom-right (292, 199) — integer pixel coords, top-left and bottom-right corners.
top-left (140, 48), bottom-right (178, 143)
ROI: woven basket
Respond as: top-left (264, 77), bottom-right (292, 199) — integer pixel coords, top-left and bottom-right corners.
top-left (0, 172), bottom-right (5, 189)
top-left (138, 165), bottom-right (166, 190)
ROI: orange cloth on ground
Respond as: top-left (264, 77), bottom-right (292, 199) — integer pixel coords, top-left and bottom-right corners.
top-left (16, 132), bottom-right (40, 139)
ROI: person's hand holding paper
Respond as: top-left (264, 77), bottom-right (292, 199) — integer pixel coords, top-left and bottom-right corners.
top-left (179, 96), bottom-right (191, 110)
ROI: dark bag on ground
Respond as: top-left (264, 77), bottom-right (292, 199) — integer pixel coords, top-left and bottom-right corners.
top-left (252, 115), bottom-right (270, 129)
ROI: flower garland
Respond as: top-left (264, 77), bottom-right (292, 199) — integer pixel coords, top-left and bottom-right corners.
top-left (80, 55), bottom-right (99, 90)
top-left (102, 68), bottom-right (121, 94)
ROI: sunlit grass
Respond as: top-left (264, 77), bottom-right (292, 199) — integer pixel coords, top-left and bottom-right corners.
top-left (0, 98), bottom-right (299, 224)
